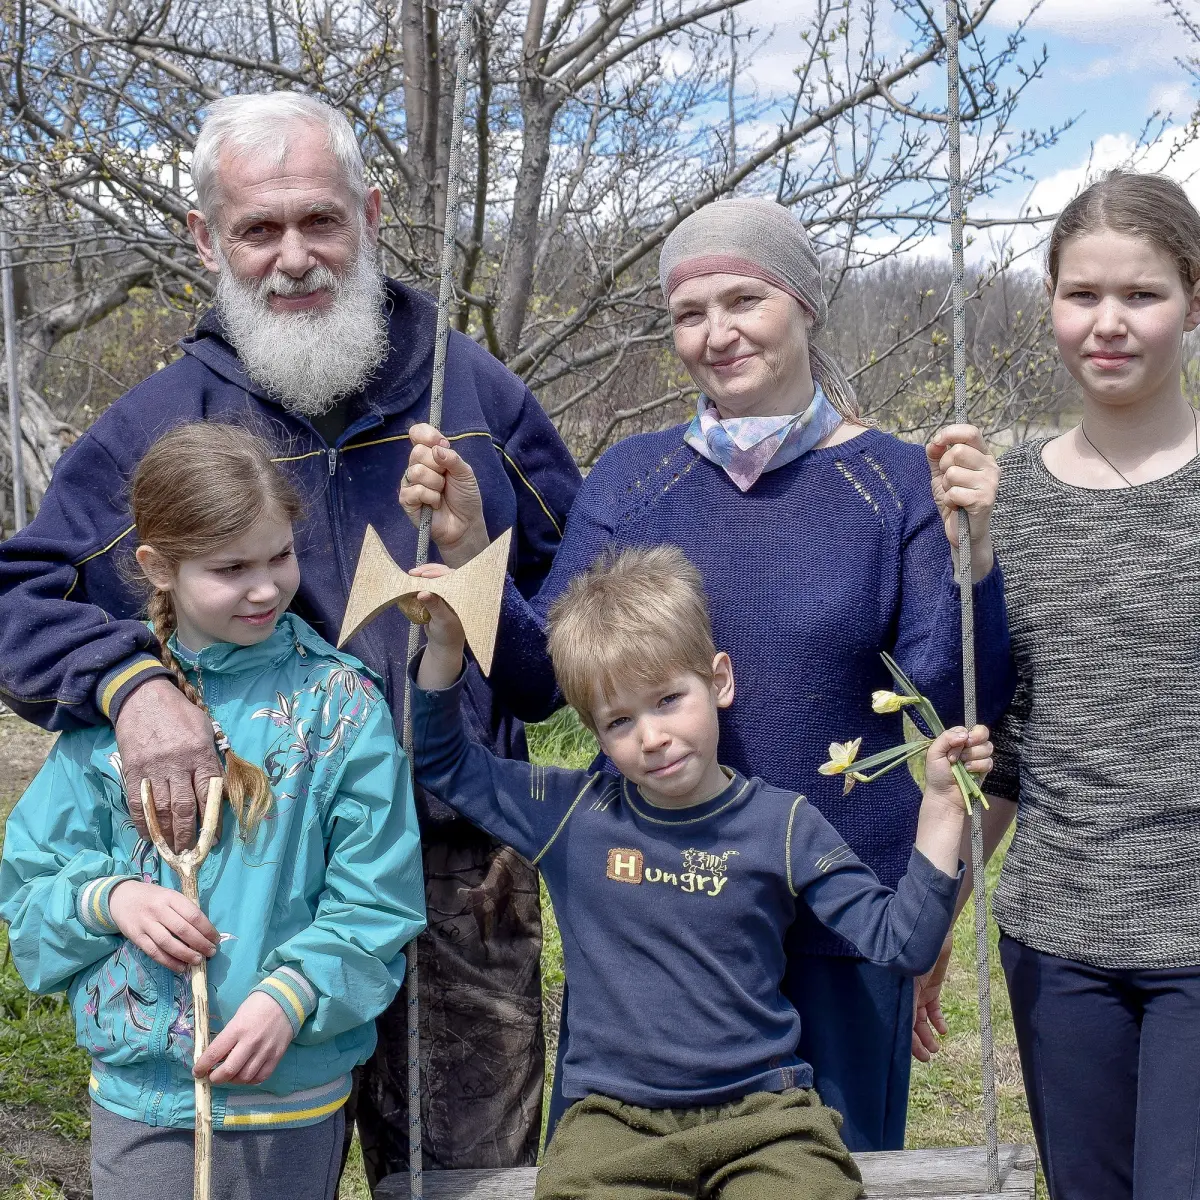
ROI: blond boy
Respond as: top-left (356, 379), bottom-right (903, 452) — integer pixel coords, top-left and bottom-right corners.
top-left (410, 545), bottom-right (989, 1199)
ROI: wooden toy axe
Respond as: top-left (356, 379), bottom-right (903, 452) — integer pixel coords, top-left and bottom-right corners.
top-left (337, 525), bottom-right (512, 676)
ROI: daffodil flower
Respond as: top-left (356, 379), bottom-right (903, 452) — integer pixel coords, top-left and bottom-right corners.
top-left (871, 689), bottom-right (917, 714)
top-left (819, 738), bottom-right (862, 776)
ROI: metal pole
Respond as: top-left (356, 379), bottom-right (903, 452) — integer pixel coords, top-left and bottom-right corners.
top-left (944, 2), bottom-right (1000, 1191)
top-left (1, 231), bottom-right (25, 532)
top-left (400, 5), bottom-right (477, 1196)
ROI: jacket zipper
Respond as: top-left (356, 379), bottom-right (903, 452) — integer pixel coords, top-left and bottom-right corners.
top-left (327, 446), bottom-right (350, 597)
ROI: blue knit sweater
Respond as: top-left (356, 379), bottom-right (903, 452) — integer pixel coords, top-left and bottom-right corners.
top-left (490, 425), bottom-right (1013, 957)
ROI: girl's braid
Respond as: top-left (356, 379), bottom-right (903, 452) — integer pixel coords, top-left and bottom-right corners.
top-left (147, 589), bottom-right (208, 713)
top-left (145, 587), bottom-right (274, 841)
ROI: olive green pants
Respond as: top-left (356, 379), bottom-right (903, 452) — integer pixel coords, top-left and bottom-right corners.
top-left (536, 1088), bottom-right (865, 1200)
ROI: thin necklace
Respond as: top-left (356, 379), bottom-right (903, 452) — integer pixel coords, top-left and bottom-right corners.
top-left (1079, 407), bottom-right (1199, 487)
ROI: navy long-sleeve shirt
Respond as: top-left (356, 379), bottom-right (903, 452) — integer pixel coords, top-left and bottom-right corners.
top-left (413, 664), bottom-right (962, 1109)
top-left (485, 425), bottom-right (1013, 955)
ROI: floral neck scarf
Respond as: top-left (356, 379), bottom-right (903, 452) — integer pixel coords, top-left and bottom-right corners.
top-left (684, 384), bottom-right (842, 492)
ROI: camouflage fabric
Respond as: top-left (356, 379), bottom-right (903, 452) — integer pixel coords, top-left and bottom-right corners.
top-left (348, 823), bottom-right (545, 1188)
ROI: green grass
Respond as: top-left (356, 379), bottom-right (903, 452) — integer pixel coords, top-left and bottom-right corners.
top-left (0, 945), bottom-right (90, 1142)
top-left (0, 784), bottom-right (90, 1140)
top-left (527, 707), bottom-right (598, 771)
top-left (906, 829), bottom-right (1045, 1195)
top-left (0, 779), bottom-right (92, 1198)
top-left (0, 712), bottom-right (1042, 1195)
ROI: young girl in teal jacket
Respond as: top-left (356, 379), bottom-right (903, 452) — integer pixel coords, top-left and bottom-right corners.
top-left (0, 422), bottom-right (425, 1200)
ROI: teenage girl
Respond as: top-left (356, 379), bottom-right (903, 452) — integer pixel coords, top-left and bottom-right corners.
top-left (929, 171), bottom-right (1200, 1200)
top-left (0, 423), bottom-right (426, 1200)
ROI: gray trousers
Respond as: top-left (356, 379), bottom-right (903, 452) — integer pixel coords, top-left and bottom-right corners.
top-left (90, 1101), bottom-right (344, 1200)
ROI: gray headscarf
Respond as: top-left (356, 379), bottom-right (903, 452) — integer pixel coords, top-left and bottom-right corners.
top-left (658, 198), bottom-right (857, 417)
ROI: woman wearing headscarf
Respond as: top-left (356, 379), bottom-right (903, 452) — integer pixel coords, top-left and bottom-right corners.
top-left (400, 198), bottom-right (1013, 1151)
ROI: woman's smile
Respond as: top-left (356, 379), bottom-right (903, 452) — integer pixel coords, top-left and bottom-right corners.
top-left (708, 351), bottom-right (756, 373)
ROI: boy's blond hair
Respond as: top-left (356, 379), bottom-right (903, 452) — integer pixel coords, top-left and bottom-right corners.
top-left (547, 545), bottom-right (718, 729)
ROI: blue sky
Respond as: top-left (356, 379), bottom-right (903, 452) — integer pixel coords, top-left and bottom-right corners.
top-left (742, 0), bottom-right (1200, 262)
top-left (987, 0), bottom-right (1194, 206)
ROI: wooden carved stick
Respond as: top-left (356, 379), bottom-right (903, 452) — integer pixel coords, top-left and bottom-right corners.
top-left (140, 777), bottom-right (224, 1200)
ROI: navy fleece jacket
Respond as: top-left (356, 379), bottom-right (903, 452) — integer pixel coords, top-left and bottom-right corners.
top-left (0, 282), bottom-right (581, 794)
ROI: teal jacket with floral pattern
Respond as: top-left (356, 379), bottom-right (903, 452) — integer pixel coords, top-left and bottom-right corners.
top-left (0, 613), bottom-right (426, 1130)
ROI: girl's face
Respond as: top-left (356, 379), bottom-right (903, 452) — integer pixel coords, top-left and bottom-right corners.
top-left (668, 273), bottom-right (816, 418)
top-left (1051, 231), bottom-right (1200, 410)
top-left (137, 509), bottom-right (300, 652)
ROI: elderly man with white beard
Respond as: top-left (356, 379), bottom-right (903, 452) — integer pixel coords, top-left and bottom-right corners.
top-left (0, 93), bottom-right (581, 1186)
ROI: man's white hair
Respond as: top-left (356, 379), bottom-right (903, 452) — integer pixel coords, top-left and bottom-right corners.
top-left (191, 92), bottom-right (366, 218)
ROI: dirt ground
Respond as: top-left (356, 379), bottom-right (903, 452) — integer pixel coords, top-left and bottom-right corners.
top-left (0, 716), bottom-right (55, 807)
top-left (0, 1105), bottom-right (90, 1200)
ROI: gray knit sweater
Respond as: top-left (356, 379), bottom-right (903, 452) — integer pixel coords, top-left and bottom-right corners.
top-left (990, 437), bottom-right (1200, 969)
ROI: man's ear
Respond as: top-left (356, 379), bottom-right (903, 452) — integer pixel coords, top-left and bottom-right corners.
top-left (135, 545), bottom-right (175, 592)
top-left (364, 186), bottom-right (383, 241)
top-left (188, 210), bottom-right (221, 274)
top-left (711, 652), bottom-right (735, 709)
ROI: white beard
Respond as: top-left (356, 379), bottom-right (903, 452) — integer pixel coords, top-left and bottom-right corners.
top-left (214, 241), bottom-right (390, 416)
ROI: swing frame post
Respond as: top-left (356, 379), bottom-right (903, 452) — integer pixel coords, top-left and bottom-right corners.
top-left (138, 777), bottom-right (225, 1200)
top-left (944, 0), bottom-right (1001, 1191)
top-left (1, 228), bottom-right (25, 533)
top-left (399, 4), bottom-right (480, 1197)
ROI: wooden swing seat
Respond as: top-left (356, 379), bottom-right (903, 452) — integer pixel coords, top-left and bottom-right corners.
top-left (377, 1142), bottom-right (1036, 1199)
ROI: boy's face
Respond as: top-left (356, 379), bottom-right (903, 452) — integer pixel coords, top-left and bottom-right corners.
top-left (591, 654), bottom-right (735, 809)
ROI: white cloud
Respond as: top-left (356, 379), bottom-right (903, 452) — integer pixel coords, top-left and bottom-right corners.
top-left (1150, 81), bottom-right (1195, 116)
top-left (962, 124), bottom-right (1200, 265)
top-left (989, 0), bottom-right (1183, 75)
top-left (990, 0), bottom-right (1165, 36)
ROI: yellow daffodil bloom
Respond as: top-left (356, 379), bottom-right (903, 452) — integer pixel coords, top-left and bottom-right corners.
top-left (818, 738), bottom-right (862, 776)
top-left (871, 689), bottom-right (916, 714)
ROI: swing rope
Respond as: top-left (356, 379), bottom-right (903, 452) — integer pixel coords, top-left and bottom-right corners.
top-left (944, 1), bottom-right (1001, 1190)
top-left (400, 5), bottom-right (479, 1197)
top-left (392, 4), bottom-right (1001, 1197)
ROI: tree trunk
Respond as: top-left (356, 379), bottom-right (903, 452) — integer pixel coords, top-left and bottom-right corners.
top-left (0, 380), bottom-right (74, 513)
top-left (0, 264), bottom-right (149, 517)
top-left (496, 98), bottom-right (553, 360)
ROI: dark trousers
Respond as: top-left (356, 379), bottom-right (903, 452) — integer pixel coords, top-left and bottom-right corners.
top-left (348, 827), bottom-right (545, 1188)
top-left (546, 955), bottom-right (912, 1154)
top-left (1001, 933), bottom-right (1200, 1200)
